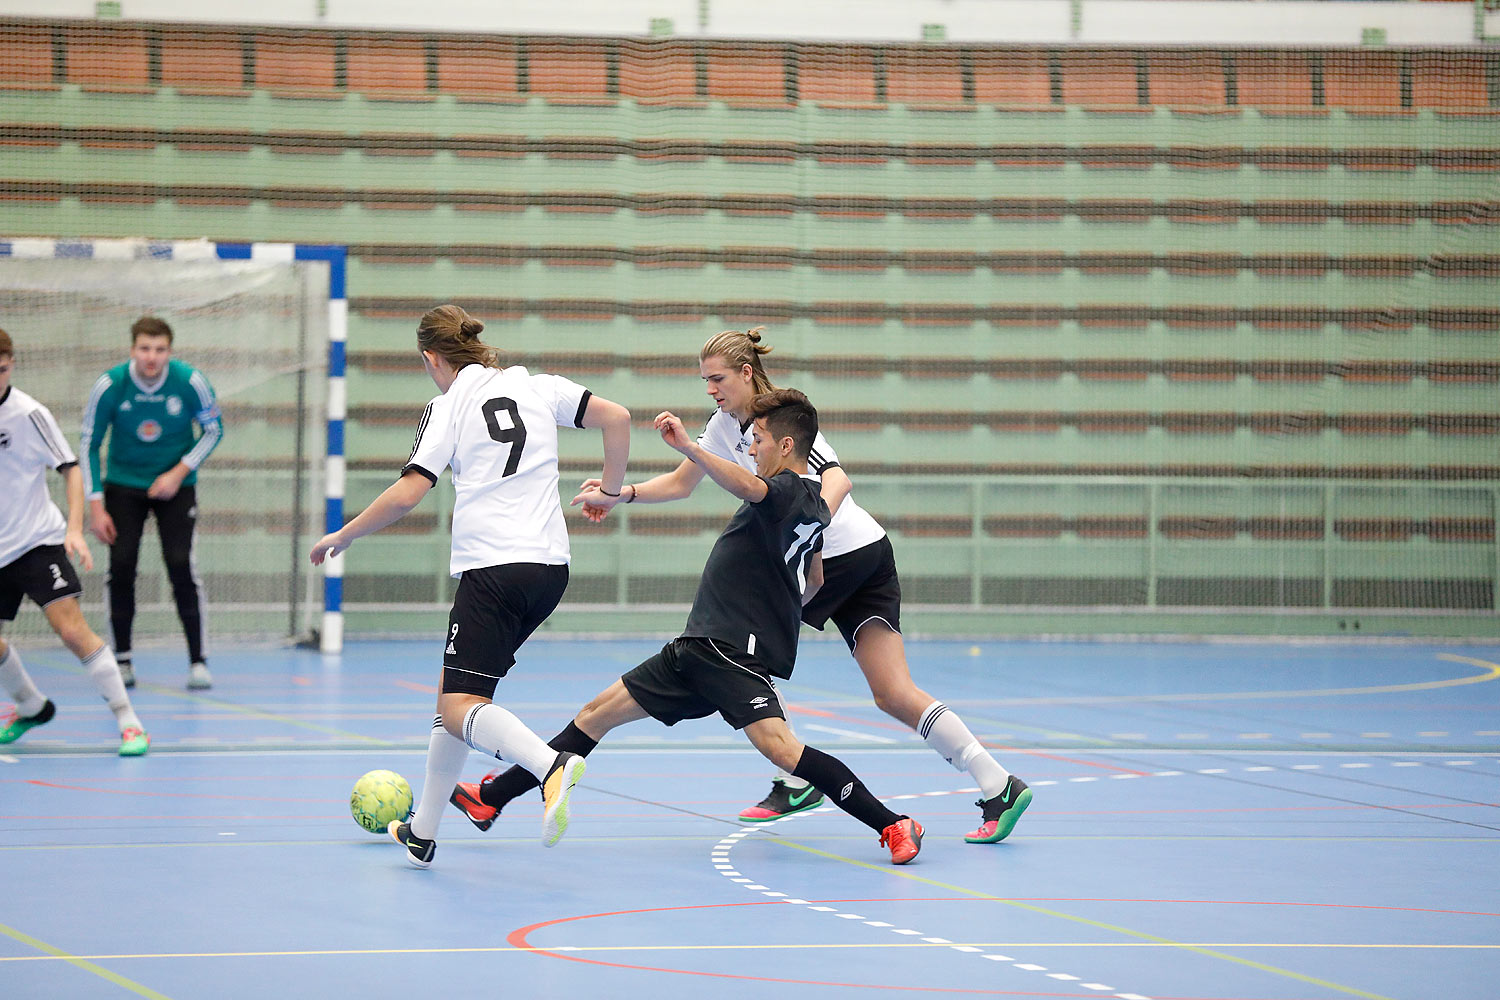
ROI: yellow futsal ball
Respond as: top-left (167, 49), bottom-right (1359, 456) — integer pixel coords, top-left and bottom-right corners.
top-left (350, 769), bottom-right (413, 834)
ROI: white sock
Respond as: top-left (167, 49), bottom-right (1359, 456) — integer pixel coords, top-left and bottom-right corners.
top-left (918, 700), bottom-right (1010, 799)
top-left (410, 716), bottom-right (470, 840)
top-left (461, 702), bottom-right (556, 779)
top-left (82, 645), bottom-right (141, 732)
top-left (0, 644), bottom-right (47, 717)
top-left (773, 716), bottom-right (811, 788)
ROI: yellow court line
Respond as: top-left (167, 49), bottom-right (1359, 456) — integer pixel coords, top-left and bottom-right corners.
top-left (1188, 650), bottom-right (1500, 702)
top-left (757, 836), bottom-right (1405, 1000)
top-left (0, 922), bottom-right (174, 999)
top-left (36, 659), bottom-right (388, 744)
top-left (3, 941), bottom-right (1499, 963)
top-left (930, 651), bottom-right (1500, 709)
top-left (136, 686), bottom-right (390, 744)
top-left (3, 830), bottom-right (1495, 854)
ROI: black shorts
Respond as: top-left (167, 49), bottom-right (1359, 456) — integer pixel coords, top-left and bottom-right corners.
top-left (800, 535), bottom-right (902, 651)
top-left (0, 544), bottom-right (84, 622)
top-left (621, 636), bottom-right (786, 730)
top-left (441, 562), bottom-right (569, 697)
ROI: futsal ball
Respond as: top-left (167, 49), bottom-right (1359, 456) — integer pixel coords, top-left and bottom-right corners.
top-left (350, 769), bottom-right (413, 834)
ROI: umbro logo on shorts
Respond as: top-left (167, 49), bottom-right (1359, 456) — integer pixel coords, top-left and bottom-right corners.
top-left (749, 696), bottom-right (769, 709)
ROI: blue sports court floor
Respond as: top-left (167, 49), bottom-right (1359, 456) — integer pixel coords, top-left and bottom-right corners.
top-left (3, 636), bottom-right (1498, 1000)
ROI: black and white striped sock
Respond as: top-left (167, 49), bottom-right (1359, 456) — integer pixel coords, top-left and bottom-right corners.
top-left (918, 700), bottom-right (1010, 799)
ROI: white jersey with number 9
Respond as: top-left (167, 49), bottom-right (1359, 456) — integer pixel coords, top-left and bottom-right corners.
top-left (403, 364), bottom-right (593, 576)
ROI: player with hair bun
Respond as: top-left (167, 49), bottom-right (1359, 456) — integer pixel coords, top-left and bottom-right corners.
top-left (310, 304), bottom-right (632, 867)
top-left (455, 387), bottom-right (926, 865)
top-left (457, 327), bottom-right (1030, 844)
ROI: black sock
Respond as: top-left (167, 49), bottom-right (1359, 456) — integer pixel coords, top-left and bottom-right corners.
top-left (480, 721), bottom-right (599, 808)
top-left (792, 745), bottom-right (902, 833)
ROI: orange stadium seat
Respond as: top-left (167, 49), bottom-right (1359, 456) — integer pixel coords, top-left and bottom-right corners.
top-left (795, 44), bottom-right (880, 105)
top-left (1148, 51), bottom-right (1229, 109)
top-left (346, 34), bottom-right (430, 99)
top-left (705, 42), bottom-right (789, 104)
top-left (66, 25), bottom-right (150, 91)
top-left (435, 37), bottom-right (519, 100)
top-left (1235, 51), bottom-right (1318, 111)
top-left (1059, 50), bottom-right (1145, 110)
top-left (527, 38), bottom-right (612, 101)
top-left (255, 32), bottom-right (338, 95)
top-left (0, 24), bottom-right (57, 87)
top-left (971, 49), bottom-right (1055, 107)
top-left (1412, 52), bottom-right (1494, 111)
top-left (884, 46), bottom-right (965, 106)
top-left (1323, 51), bottom-right (1405, 113)
top-left (618, 39), bottom-right (700, 102)
top-left (160, 29), bottom-right (246, 94)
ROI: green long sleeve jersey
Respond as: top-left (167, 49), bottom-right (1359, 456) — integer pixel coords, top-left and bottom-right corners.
top-left (81, 358), bottom-right (224, 497)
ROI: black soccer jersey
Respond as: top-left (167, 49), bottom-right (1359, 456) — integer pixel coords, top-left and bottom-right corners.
top-left (680, 469), bottom-right (830, 679)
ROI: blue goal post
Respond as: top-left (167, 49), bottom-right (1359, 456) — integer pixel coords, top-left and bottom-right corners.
top-left (0, 237), bottom-right (348, 653)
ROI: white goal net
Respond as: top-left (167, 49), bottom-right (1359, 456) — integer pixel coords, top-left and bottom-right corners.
top-left (1, 240), bottom-right (327, 650)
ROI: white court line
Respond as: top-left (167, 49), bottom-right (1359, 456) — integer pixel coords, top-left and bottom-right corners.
top-left (697, 758), bottom-right (1492, 997)
top-left (800, 724), bottom-right (899, 743)
top-left (712, 785), bottom-right (1152, 1000)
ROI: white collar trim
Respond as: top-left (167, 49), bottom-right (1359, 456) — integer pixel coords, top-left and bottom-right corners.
top-left (129, 361), bottom-right (168, 394)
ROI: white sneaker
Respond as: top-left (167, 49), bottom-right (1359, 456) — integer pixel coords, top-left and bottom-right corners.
top-left (117, 660), bottom-right (135, 688)
top-left (187, 662), bottom-right (213, 690)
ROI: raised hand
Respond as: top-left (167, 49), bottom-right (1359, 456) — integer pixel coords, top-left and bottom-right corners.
top-left (654, 411), bottom-right (692, 453)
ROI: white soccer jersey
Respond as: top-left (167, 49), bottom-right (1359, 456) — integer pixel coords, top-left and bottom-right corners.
top-left (697, 408), bottom-right (885, 559)
top-left (403, 364), bottom-right (593, 576)
top-left (0, 387), bottom-right (75, 567)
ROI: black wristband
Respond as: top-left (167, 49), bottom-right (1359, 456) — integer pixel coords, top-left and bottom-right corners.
top-left (598, 487), bottom-right (621, 497)
top-left (625, 484), bottom-right (636, 502)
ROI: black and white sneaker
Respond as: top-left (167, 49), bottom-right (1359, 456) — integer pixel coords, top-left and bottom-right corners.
top-left (117, 659), bottom-right (135, 688)
top-left (738, 778), bottom-right (825, 822)
top-left (964, 775), bottom-right (1032, 844)
top-left (388, 821), bottom-right (435, 868)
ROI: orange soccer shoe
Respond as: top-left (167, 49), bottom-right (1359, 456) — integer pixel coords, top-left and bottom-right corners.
top-left (880, 817), bottom-right (924, 865)
top-left (449, 780), bottom-right (499, 831)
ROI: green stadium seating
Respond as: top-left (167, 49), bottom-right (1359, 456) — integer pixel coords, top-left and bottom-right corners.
top-left (3, 19), bottom-right (1496, 621)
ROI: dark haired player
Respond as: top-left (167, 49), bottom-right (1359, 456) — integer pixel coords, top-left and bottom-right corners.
top-left (82, 316), bottom-right (223, 690)
top-left (452, 389), bottom-right (925, 865)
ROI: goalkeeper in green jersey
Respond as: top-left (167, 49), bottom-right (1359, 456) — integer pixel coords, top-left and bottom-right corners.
top-left (81, 317), bottom-right (224, 691)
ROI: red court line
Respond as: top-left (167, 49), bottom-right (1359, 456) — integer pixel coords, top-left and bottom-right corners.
top-left (22, 779), bottom-right (329, 803)
top-left (510, 901), bottom-right (1106, 997)
top-left (785, 704), bottom-right (1150, 775)
top-left (510, 895), bottom-right (1489, 997)
top-left (997, 747), bottom-right (1150, 775)
top-left (3, 774), bottom-right (381, 783)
